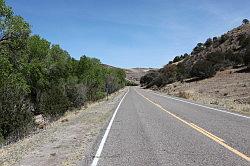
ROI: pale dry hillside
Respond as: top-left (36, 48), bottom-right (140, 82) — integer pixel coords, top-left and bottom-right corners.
top-left (156, 67), bottom-right (250, 115)
top-left (125, 68), bottom-right (156, 84)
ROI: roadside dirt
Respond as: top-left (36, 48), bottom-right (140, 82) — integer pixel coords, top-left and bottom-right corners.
top-left (156, 68), bottom-right (250, 115)
top-left (0, 88), bottom-right (127, 166)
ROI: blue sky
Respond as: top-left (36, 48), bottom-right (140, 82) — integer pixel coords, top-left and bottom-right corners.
top-left (6, 0), bottom-right (250, 68)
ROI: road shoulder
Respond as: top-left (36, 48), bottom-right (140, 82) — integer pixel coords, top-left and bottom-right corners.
top-left (0, 88), bottom-right (127, 166)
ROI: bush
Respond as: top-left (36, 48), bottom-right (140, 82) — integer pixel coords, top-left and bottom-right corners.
top-left (140, 71), bottom-right (160, 86)
top-left (242, 19), bottom-right (249, 25)
top-left (126, 80), bottom-right (138, 86)
top-left (225, 51), bottom-right (244, 65)
top-left (192, 43), bottom-right (204, 54)
top-left (173, 56), bottom-right (181, 63)
top-left (66, 84), bottom-right (87, 108)
top-left (244, 45), bottom-right (250, 67)
top-left (190, 60), bottom-right (216, 78)
top-left (38, 87), bottom-right (70, 117)
top-left (0, 132), bottom-right (4, 144)
top-left (219, 34), bottom-right (229, 44)
top-left (176, 63), bottom-right (188, 81)
top-left (213, 37), bottom-right (218, 42)
top-left (206, 51), bottom-right (225, 63)
top-left (146, 75), bottom-right (164, 88)
top-left (0, 84), bottom-right (34, 140)
top-left (183, 53), bottom-right (189, 58)
top-left (204, 38), bottom-right (213, 47)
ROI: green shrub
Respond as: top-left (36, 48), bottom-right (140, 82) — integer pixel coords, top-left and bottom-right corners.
top-left (38, 87), bottom-right (70, 117)
top-left (140, 71), bottom-right (160, 86)
top-left (0, 131), bottom-right (4, 144)
top-left (206, 51), bottom-right (225, 63)
top-left (213, 37), bottom-right (218, 42)
top-left (126, 80), bottom-right (138, 86)
top-left (190, 60), bottom-right (216, 78)
top-left (172, 54), bottom-right (189, 63)
top-left (173, 56), bottom-right (181, 63)
top-left (192, 43), bottom-right (204, 54)
top-left (242, 19), bottom-right (249, 25)
top-left (146, 75), bottom-right (163, 88)
top-left (0, 84), bottom-right (34, 140)
top-left (204, 38), bottom-right (213, 47)
top-left (94, 91), bottom-right (106, 100)
top-left (244, 45), bottom-right (250, 67)
top-left (66, 84), bottom-right (87, 108)
top-left (225, 51), bottom-right (244, 65)
top-left (219, 34), bottom-right (229, 44)
top-left (176, 63), bottom-right (188, 81)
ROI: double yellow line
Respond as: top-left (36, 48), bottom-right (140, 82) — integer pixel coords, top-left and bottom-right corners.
top-left (135, 89), bottom-right (250, 162)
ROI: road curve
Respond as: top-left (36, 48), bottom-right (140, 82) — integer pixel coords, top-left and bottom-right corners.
top-left (91, 87), bottom-right (250, 166)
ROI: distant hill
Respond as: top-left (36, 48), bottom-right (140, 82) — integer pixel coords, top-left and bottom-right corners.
top-left (125, 68), bottom-right (157, 84)
top-left (141, 22), bottom-right (250, 88)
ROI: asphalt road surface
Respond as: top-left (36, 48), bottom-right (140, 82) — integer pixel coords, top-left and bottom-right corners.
top-left (91, 87), bottom-right (250, 166)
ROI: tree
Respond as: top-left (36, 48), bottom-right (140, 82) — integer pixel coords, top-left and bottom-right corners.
top-left (0, 0), bottom-right (33, 140)
top-left (173, 56), bottom-right (181, 63)
top-left (192, 43), bottom-right (204, 54)
top-left (0, 0), bottom-right (30, 45)
top-left (190, 60), bottom-right (216, 79)
top-left (0, 0), bottom-right (126, 142)
top-left (242, 19), bottom-right (249, 25)
top-left (183, 53), bottom-right (189, 58)
top-left (204, 38), bottom-right (213, 47)
top-left (213, 37), bottom-right (218, 42)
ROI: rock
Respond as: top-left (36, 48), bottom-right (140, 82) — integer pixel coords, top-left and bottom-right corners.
top-left (50, 153), bottom-right (56, 156)
top-left (35, 114), bottom-right (46, 129)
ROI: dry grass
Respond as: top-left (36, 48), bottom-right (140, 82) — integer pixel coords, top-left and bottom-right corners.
top-left (159, 67), bottom-right (250, 115)
top-left (177, 91), bottom-right (193, 99)
top-left (0, 88), bottom-right (127, 166)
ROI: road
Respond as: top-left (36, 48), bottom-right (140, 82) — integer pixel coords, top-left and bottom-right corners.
top-left (91, 87), bottom-right (250, 166)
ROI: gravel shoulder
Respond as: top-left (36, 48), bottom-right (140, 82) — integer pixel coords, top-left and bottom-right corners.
top-left (154, 68), bottom-right (250, 115)
top-left (0, 88), bottom-right (127, 166)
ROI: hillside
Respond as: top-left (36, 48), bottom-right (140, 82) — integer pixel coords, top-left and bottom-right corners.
top-left (141, 23), bottom-right (250, 88)
top-left (125, 68), bottom-right (156, 84)
top-left (140, 22), bottom-right (250, 115)
top-left (155, 67), bottom-right (250, 115)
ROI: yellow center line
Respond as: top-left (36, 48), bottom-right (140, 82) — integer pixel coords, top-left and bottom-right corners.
top-left (189, 123), bottom-right (224, 142)
top-left (135, 89), bottom-right (250, 162)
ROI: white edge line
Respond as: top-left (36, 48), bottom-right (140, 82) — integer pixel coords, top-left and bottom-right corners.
top-left (145, 89), bottom-right (250, 119)
top-left (91, 88), bottom-right (129, 166)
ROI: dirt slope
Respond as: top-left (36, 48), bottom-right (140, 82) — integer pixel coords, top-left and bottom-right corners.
top-left (156, 67), bottom-right (250, 115)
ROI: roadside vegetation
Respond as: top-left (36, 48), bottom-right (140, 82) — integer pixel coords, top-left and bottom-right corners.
top-left (141, 19), bottom-right (250, 88)
top-left (0, 0), bottom-right (126, 144)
